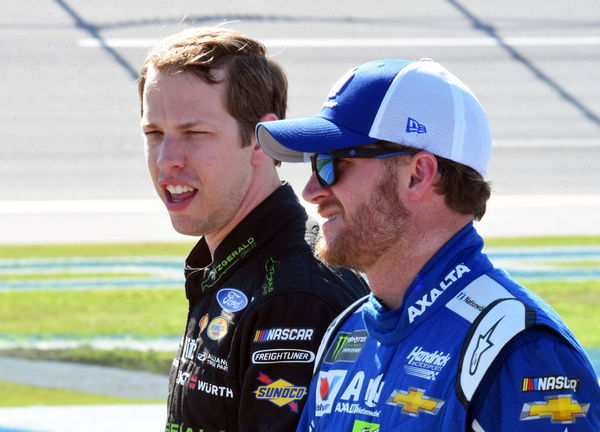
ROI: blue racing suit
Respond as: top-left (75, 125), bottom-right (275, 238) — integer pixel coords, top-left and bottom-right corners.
top-left (298, 224), bottom-right (600, 431)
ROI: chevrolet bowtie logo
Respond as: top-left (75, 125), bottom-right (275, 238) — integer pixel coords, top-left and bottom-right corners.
top-left (520, 394), bottom-right (590, 424)
top-left (386, 387), bottom-right (444, 417)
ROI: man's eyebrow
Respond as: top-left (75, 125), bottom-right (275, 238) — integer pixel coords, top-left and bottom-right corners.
top-left (140, 120), bottom-right (212, 130)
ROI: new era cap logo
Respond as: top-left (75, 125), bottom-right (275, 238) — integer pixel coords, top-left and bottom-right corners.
top-left (406, 117), bottom-right (427, 134)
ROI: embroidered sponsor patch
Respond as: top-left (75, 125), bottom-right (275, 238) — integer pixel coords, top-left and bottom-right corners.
top-left (207, 316), bottom-right (228, 340)
top-left (386, 387), bottom-right (445, 417)
top-left (216, 288), bottom-right (248, 312)
top-left (324, 329), bottom-right (368, 364)
top-left (254, 373), bottom-right (306, 412)
top-left (253, 327), bottom-right (314, 342)
top-left (198, 314), bottom-right (209, 333)
top-left (520, 394), bottom-right (590, 424)
top-left (252, 349), bottom-right (315, 364)
top-left (315, 370), bottom-right (347, 417)
top-left (197, 351), bottom-right (229, 372)
top-left (352, 420), bottom-right (380, 432)
top-left (403, 346), bottom-right (451, 381)
top-left (521, 376), bottom-right (580, 393)
top-left (187, 374), bottom-right (234, 398)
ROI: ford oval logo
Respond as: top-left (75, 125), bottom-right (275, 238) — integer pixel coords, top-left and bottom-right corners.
top-left (216, 288), bottom-right (248, 313)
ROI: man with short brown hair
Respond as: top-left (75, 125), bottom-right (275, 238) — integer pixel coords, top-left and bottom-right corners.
top-left (138, 27), bottom-right (367, 431)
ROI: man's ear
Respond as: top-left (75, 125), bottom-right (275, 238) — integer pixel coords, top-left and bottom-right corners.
top-left (250, 113), bottom-right (278, 163)
top-left (406, 152), bottom-right (439, 198)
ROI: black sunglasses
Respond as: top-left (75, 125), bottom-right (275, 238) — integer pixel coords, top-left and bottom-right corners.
top-left (310, 147), bottom-right (414, 187)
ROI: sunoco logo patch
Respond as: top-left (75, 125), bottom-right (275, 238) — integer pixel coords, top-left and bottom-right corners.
top-left (254, 373), bottom-right (306, 412)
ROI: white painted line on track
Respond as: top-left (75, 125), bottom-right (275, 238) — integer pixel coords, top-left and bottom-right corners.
top-left (493, 139), bottom-right (600, 148)
top-left (78, 36), bottom-right (600, 48)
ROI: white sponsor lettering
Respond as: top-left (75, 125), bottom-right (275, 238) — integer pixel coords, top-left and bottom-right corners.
top-left (266, 328), bottom-right (314, 341)
top-left (408, 263), bottom-right (471, 323)
top-left (404, 346), bottom-right (451, 381)
top-left (252, 349), bottom-right (315, 364)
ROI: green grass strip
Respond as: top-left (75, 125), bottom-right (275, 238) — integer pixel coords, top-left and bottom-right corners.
top-left (541, 260), bottom-right (600, 268)
top-left (0, 237), bottom-right (598, 259)
top-left (0, 288), bottom-right (186, 336)
top-left (523, 280), bottom-right (600, 348)
top-left (0, 379), bottom-right (162, 407)
top-left (484, 236), bottom-right (600, 247)
top-left (0, 242), bottom-right (195, 259)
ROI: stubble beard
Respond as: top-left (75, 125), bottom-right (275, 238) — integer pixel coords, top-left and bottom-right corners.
top-left (317, 171), bottom-right (410, 272)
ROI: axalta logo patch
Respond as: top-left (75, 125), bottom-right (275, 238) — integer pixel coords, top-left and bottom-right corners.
top-left (216, 288), bottom-right (248, 313)
top-left (520, 394), bottom-right (590, 424)
top-left (408, 263), bottom-right (471, 323)
top-left (254, 373), bottom-right (306, 412)
top-left (254, 328), bottom-right (314, 342)
top-left (404, 346), bottom-right (451, 381)
top-left (207, 316), bottom-right (228, 340)
top-left (522, 376), bottom-right (580, 393)
top-left (324, 329), bottom-right (368, 364)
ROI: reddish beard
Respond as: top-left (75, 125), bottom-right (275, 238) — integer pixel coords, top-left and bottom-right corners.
top-left (317, 169), bottom-right (410, 272)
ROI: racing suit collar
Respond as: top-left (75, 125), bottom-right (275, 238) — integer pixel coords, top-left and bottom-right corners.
top-left (363, 223), bottom-right (493, 345)
top-left (184, 183), bottom-right (307, 300)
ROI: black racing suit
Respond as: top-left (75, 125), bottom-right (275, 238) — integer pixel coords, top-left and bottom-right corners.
top-left (165, 184), bottom-right (369, 432)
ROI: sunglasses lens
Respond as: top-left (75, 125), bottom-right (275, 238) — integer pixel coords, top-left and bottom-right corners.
top-left (315, 153), bottom-right (336, 186)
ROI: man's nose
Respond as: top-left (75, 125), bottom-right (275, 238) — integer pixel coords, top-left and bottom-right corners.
top-left (302, 172), bottom-right (331, 205)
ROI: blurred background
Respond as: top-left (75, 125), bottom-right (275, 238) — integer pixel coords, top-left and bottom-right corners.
top-left (0, 1), bottom-right (599, 430)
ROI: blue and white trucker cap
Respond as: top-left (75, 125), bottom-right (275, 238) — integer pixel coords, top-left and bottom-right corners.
top-left (256, 58), bottom-right (492, 177)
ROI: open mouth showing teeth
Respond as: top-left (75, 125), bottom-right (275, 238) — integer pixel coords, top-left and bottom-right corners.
top-left (165, 184), bottom-right (197, 203)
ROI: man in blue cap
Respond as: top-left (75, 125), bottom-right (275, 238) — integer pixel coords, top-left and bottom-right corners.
top-left (256, 59), bottom-right (599, 431)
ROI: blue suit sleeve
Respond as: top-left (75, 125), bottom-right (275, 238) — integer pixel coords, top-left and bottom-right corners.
top-left (468, 326), bottom-right (600, 431)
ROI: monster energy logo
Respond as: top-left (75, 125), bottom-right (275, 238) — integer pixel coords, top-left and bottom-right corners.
top-left (324, 330), bottom-right (368, 364)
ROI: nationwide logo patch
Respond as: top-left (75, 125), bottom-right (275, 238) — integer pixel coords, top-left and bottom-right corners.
top-left (254, 373), bottom-right (307, 412)
top-left (352, 420), bottom-right (380, 432)
top-left (324, 329), bottom-right (368, 364)
top-left (386, 387), bottom-right (444, 417)
top-left (522, 376), bottom-right (580, 393)
top-left (207, 316), bottom-right (228, 340)
top-left (520, 394), bottom-right (590, 424)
